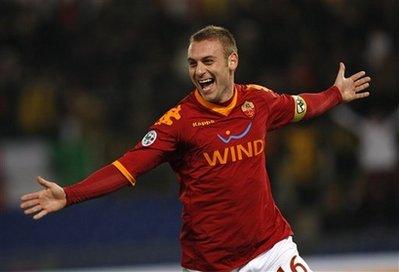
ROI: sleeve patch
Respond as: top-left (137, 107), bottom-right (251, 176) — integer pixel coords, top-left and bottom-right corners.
top-left (155, 105), bottom-right (182, 126)
top-left (141, 130), bottom-right (157, 146)
top-left (292, 95), bottom-right (307, 122)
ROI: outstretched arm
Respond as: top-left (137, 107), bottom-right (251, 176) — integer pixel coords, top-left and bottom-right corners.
top-left (298, 62), bottom-right (371, 120)
top-left (20, 164), bottom-right (129, 220)
top-left (20, 103), bottom-right (182, 220)
top-left (255, 63), bottom-right (371, 130)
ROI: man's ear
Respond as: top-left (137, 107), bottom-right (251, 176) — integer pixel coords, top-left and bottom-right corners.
top-left (228, 52), bottom-right (238, 70)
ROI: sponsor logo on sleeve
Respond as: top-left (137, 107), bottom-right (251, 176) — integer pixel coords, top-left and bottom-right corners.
top-left (141, 130), bottom-right (157, 146)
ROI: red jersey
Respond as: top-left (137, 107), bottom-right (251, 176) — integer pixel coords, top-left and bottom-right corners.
top-left (64, 83), bottom-right (341, 270)
top-left (114, 84), bottom-right (307, 271)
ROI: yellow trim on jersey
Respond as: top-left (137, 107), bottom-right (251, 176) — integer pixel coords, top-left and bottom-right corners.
top-left (194, 88), bottom-right (237, 116)
top-left (246, 84), bottom-right (273, 93)
top-left (112, 160), bottom-right (136, 186)
top-left (292, 95), bottom-right (307, 122)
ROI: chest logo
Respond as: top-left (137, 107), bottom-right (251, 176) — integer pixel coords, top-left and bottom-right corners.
top-left (203, 139), bottom-right (264, 166)
top-left (241, 101), bottom-right (255, 118)
top-left (217, 122), bottom-right (252, 144)
top-left (192, 120), bottom-right (215, 127)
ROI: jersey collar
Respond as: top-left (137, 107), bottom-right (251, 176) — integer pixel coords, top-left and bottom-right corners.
top-left (194, 87), bottom-right (238, 116)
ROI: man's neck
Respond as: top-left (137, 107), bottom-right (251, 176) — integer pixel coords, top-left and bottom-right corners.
top-left (217, 81), bottom-right (235, 104)
top-left (217, 86), bottom-right (235, 106)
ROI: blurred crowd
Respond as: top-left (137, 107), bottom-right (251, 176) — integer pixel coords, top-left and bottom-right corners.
top-left (0, 0), bottom-right (398, 250)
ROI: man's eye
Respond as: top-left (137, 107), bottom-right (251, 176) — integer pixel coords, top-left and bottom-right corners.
top-left (204, 60), bottom-right (213, 65)
top-left (189, 62), bottom-right (197, 67)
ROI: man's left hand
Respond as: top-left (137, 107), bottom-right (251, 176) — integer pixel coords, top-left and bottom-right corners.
top-left (334, 62), bottom-right (371, 102)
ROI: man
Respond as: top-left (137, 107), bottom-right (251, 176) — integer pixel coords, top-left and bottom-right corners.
top-left (21, 26), bottom-right (371, 272)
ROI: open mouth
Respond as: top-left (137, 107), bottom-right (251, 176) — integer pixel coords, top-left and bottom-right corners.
top-left (198, 78), bottom-right (215, 91)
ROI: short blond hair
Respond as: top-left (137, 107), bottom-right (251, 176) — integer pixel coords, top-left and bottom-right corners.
top-left (189, 25), bottom-right (238, 58)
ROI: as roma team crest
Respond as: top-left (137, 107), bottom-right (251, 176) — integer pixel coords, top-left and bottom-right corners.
top-left (241, 101), bottom-right (255, 118)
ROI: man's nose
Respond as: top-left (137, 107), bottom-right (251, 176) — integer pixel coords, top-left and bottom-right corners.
top-left (195, 62), bottom-right (206, 77)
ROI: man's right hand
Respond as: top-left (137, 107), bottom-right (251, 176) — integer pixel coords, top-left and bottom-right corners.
top-left (20, 177), bottom-right (67, 220)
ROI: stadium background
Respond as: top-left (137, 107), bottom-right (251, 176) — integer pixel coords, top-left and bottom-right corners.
top-left (0, 0), bottom-right (398, 271)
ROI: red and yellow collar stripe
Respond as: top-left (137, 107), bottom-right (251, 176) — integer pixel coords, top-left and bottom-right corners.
top-left (194, 88), bottom-right (238, 116)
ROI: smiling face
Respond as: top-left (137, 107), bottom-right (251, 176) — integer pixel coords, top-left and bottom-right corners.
top-left (187, 39), bottom-right (238, 103)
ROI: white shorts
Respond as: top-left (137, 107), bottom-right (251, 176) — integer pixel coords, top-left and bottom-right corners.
top-left (184, 236), bottom-right (313, 272)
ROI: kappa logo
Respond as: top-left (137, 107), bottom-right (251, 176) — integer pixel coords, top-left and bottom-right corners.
top-left (192, 120), bottom-right (215, 127)
top-left (155, 105), bottom-right (182, 126)
top-left (217, 122), bottom-right (252, 144)
top-left (141, 130), bottom-right (157, 146)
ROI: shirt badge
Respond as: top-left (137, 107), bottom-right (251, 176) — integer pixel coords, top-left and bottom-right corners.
top-left (141, 130), bottom-right (157, 146)
top-left (241, 101), bottom-right (255, 118)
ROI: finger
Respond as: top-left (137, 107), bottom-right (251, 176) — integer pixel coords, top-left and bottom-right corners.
top-left (354, 91), bottom-right (370, 100)
top-left (354, 76), bottom-right (371, 87)
top-left (20, 199), bottom-right (40, 209)
top-left (33, 210), bottom-right (48, 220)
top-left (24, 204), bottom-right (43, 215)
top-left (37, 176), bottom-right (53, 189)
top-left (21, 192), bottom-right (41, 201)
top-left (338, 62), bottom-right (345, 78)
top-left (355, 83), bottom-right (370, 92)
top-left (350, 71), bottom-right (366, 81)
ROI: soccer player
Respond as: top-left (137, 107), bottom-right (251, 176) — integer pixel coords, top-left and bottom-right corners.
top-left (20, 26), bottom-right (371, 272)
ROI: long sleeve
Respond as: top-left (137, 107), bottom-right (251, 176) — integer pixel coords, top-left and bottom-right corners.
top-left (299, 86), bottom-right (342, 119)
top-left (64, 104), bottom-right (183, 206)
top-left (263, 85), bottom-right (343, 130)
top-left (64, 164), bottom-right (129, 206)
